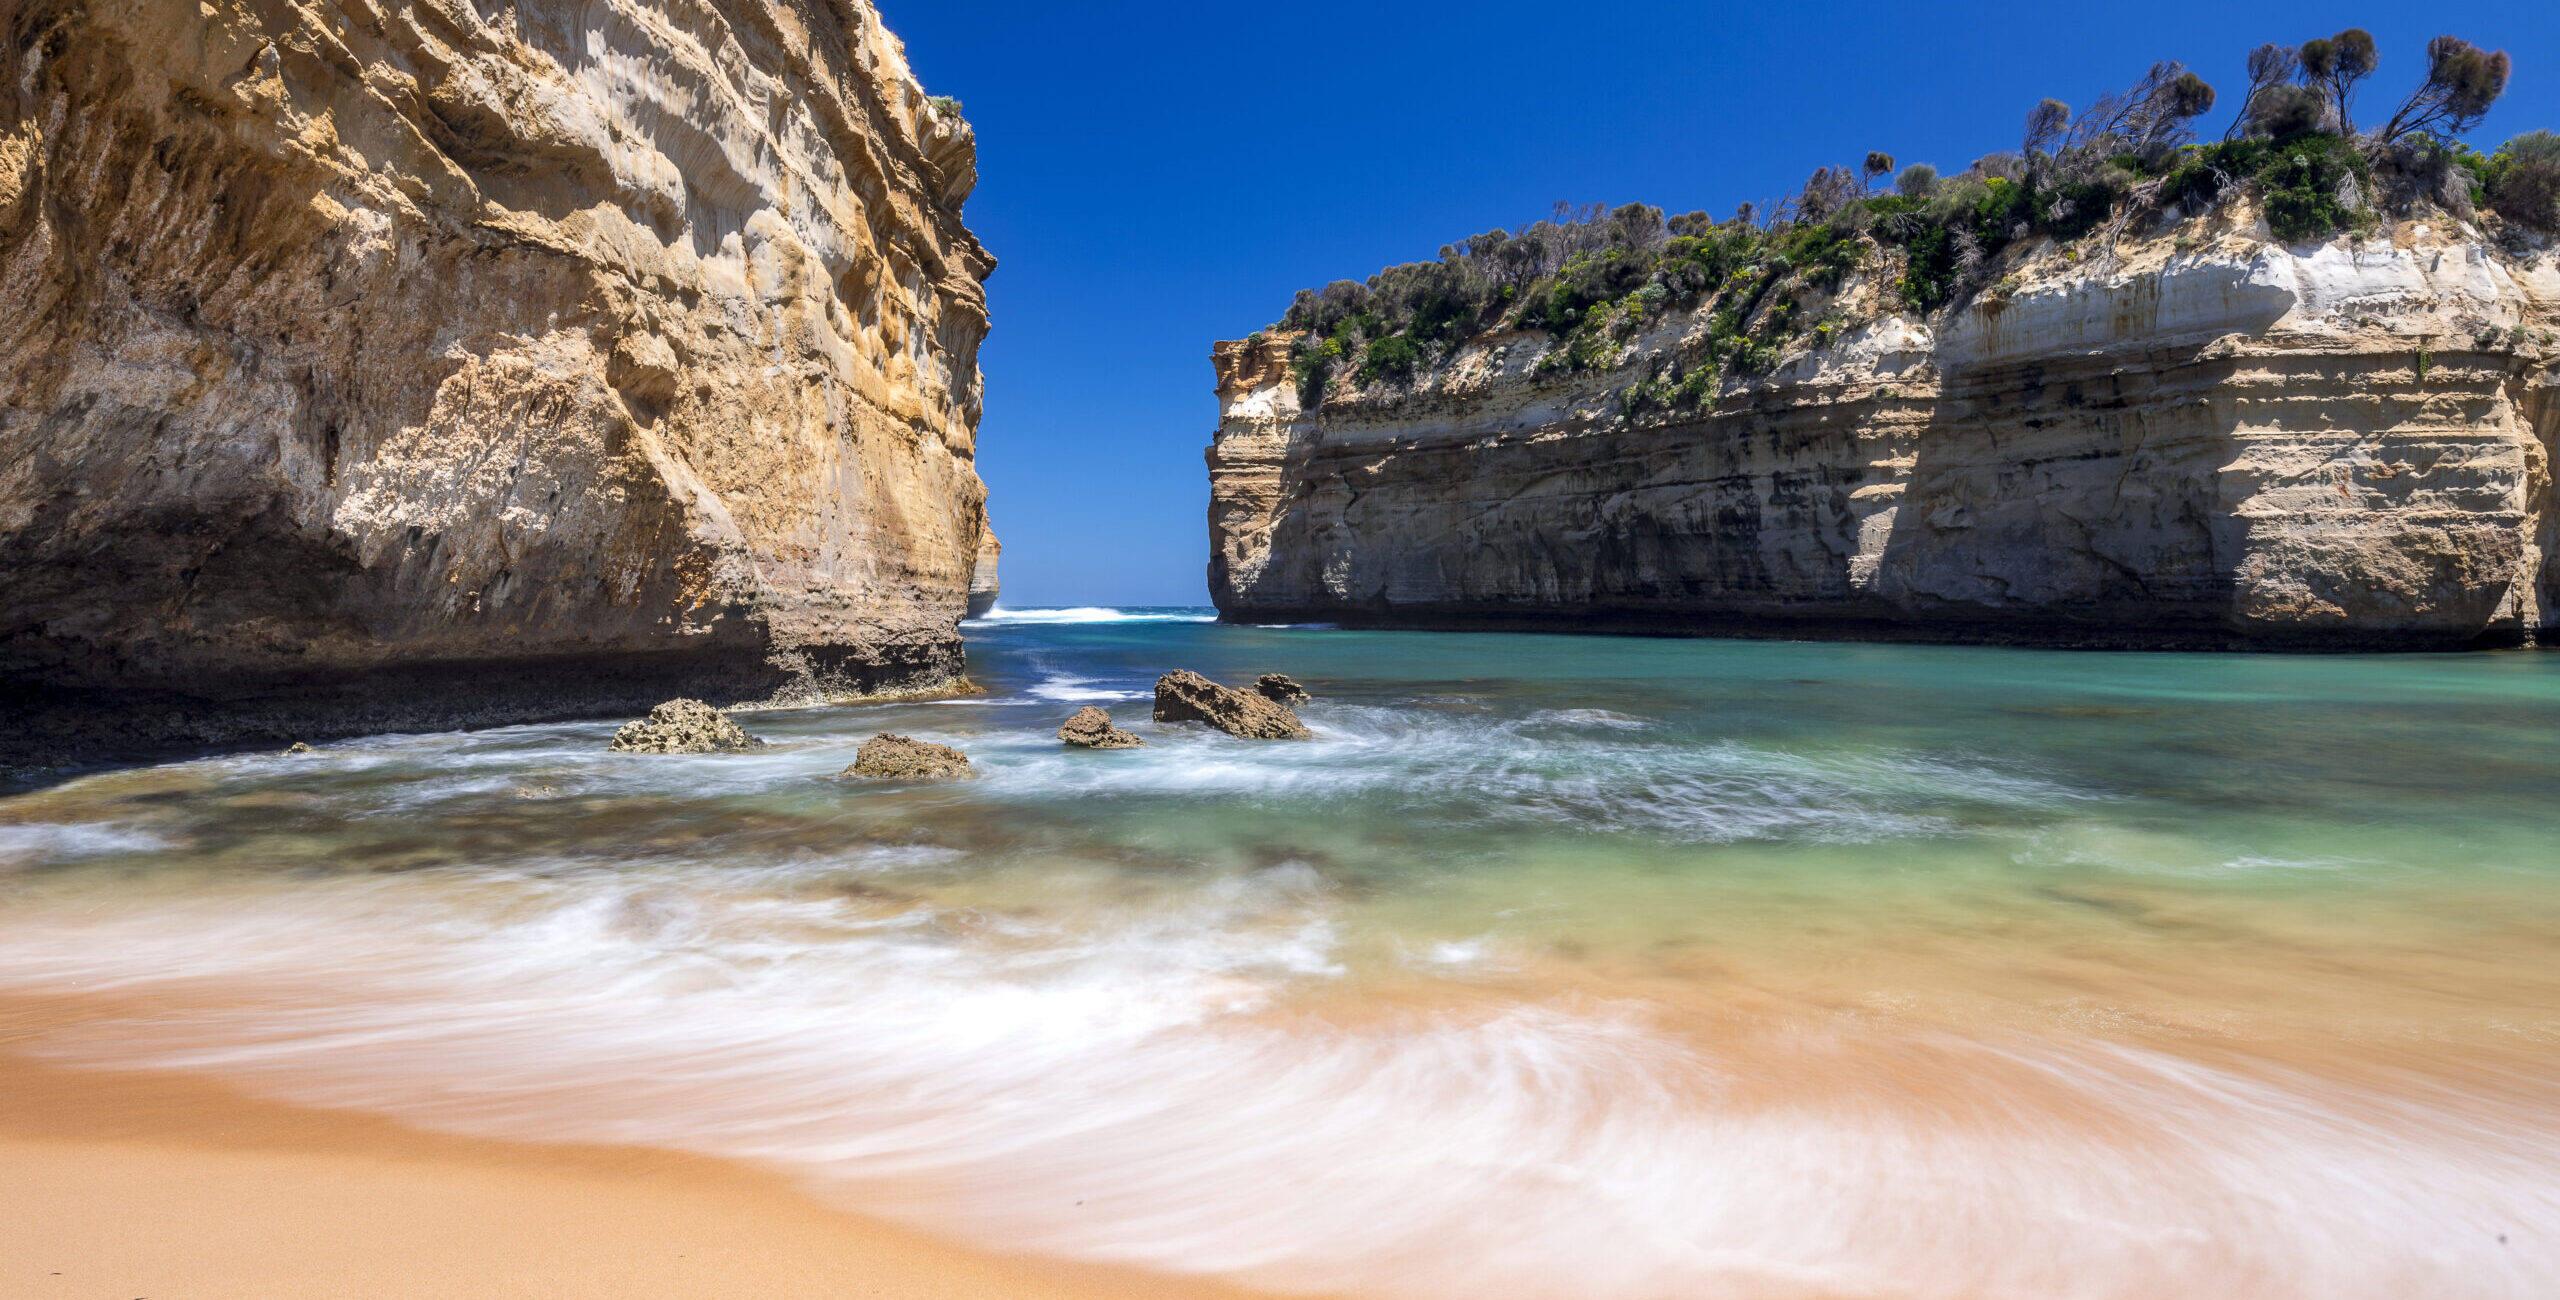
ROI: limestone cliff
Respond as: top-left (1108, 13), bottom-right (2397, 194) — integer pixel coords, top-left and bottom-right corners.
top-left (968, 526), bottom-right (1000, 617)
top-left (1210, 206), bottom-right (2560, 649)
top-left (0, 0), bottom-right (998, 760)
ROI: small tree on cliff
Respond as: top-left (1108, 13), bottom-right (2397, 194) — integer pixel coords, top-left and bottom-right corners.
top-left (2022, 98), bottom-right (2071, 185)
top-left (2227, 43), bottom-right (2300, 140)
top-left (1796, 166), bottom-right (1861, 222)
top-left (2485, 131), bottom-right (2560, 232)
top-left (2297, 29), bottom-right (2378, 136)
top-left (2249, 84), bottom-right (2334, 137)
top-left (2379, 36), bottom-right (2510, 144)
top-left (1281, 281), bottom-right (1374, 338)
top-left (1862, 152), bottom-right (1896, 190)
top-left (2068, 62), bottom-right (2215, 156)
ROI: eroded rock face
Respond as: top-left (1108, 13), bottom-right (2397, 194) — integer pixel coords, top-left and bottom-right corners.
top-left (0, 0), bottom-right (997, 761)
top-left (968, 528), bottom-right (1002, 618)
top-left (1057, 705), bottom-right (1144, 748)
top-left (609, 699), bottom-right (757, 754)
top-left (845, 732), bottom-right (973, 778)
top-left (1154, 670), bottom-right (1310, 739)
top-left (1208, 209), bottom-right (2560, 649)
top-left (1254, 673), bottom-right (1311, 704)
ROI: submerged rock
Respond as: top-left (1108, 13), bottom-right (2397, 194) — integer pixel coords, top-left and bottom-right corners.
top-left (846, 733), bottom-right (975, 779)
top-left (1254, 674), bottom-right (1312, 704)
top-left (1057, 706), bottom-right (1146, 749)
top-left (282, 742), bottom-right (313, 755)
top-left (1154, 670), bottom-right (1311, 740)
top-left (609, 699), bottom-right (758, 754)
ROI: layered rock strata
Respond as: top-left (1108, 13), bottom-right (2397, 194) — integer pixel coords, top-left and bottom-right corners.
top-left (968, 527), bottom-right (1001, 617)
top-left (0, 0), bottom-right (997, 762)
top-left (1209, 210), bottom-right (2560, 649)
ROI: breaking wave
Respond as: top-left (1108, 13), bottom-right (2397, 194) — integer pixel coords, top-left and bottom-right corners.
top-left (970, 606), bottom-right (1221, 625)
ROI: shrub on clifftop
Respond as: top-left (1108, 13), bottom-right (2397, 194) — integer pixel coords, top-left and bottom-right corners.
top-left (1259, 30), bottom-right (2538, 410)
top-left (2485, 132), bottom-right (2560, 233)
top-left (1356, 335), bottom-right (1422, 385)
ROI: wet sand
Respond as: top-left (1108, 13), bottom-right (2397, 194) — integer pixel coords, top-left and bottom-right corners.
top-left (0, 994), bottom-right (1280, 1300)
top-left (5, 625), bottom-right (2557, 1297)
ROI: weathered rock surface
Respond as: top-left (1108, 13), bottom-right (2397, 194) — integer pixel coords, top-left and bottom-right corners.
top-left (845, 732), bottom-right (973, 778)
top-left (1209, 208), bottom-right (2560, 649)
top-left (609, 698), bottom-right (757, 754)
top-left (968, 528), bottom-right (1003, 618)
top-left (1254, 673), bottom-right (1311, 704)
top-left (0, 0), bottom-right (997, 763)
top-left (1153, 670), bottom-right (1311, 739)
top-left (1057, 705), bottom-right (1144, 748)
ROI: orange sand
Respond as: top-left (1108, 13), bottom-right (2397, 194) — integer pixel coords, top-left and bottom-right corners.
top-left (0, 994), bottom-right (1285, 1300)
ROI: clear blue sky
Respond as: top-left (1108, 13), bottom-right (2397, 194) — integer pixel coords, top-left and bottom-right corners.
top-left (878, 1), bottom-right (2558, 607)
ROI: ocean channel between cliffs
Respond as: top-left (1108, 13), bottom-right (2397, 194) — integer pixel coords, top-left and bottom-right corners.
top-left (2, 610), bottom-right (2554, 1299)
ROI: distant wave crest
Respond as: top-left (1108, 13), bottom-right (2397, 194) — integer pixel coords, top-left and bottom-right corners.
top-left (970, 606), bottom-right (1219, 625)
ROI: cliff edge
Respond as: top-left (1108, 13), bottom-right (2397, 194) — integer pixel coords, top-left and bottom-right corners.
top-left (0, 0), bottom-right (998, 761)
top-left (1210, 205), bottom-right (2559, 649)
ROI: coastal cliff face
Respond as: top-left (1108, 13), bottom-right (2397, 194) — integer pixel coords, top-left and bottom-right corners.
top-left (968, 526), bottom-right (1001, 617)
top-left (0, 0), bottom-right (995, 759)
top-left (1210, 211), bottom-right (2560, 648)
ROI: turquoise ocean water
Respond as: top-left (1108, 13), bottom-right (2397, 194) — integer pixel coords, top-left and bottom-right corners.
top-left (1, 608), bottom-right (2555, 1297)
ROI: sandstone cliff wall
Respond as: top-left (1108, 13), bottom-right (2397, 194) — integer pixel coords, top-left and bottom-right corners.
top-left (1210, 211), bottom-right (2560, 649)
top-left (967, 525), bottom-right (999, 617)
top-left (0, 0), bottom-right (998, 760)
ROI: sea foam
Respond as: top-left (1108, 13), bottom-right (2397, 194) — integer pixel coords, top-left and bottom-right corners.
top-left (0, 860), bottom-right (2551, 1300)
top-left (970, 606), bottom-right (1221, 625)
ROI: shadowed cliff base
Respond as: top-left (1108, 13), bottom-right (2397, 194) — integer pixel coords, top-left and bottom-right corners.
top-left (0, 0), bottom-right (996, 768)
top-left (1210, 602), bottom-right (2539, 652)
top-left (0, 642), bottom-right (970, 771)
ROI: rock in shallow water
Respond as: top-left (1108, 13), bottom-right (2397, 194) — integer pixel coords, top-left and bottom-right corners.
top-left (1057, 707), bottom-right (1145, 749)
top-left (846, 734), bottom-right (975, 779)
top-left (1254, 674), bottom-right (1312, 704)
top-left (1154, 671), bottom-right (1311, 740)
top-left (609, 700), bottom-right (759, 754)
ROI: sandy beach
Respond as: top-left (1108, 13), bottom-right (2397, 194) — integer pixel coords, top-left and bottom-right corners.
top-left (4, 629), bottom-right (2556, 1299)
top-left (0, 994), bottom-right (1275, 1300)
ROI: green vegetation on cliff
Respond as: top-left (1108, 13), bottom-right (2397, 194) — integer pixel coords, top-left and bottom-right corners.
top-left (1272, 31), bottom-right (2552, 412)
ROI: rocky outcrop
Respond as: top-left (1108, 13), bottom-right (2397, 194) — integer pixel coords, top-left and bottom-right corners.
top-left (845, 732), bottom-right (972, 778)
top-left (968, 527), bottom-right (1002, 618)
top-left (1254, 673), bottom-right (1311, 704)
top-left (0, 0), bottom-right (998, 762)
top-left (1057, 705), bottom-right (1144, 748)
top-left (608, 698), bottom-right (757, 754)
top-left (1154, 670), bottom-right (1311, 739)
top-left (1208, 208), bottom-right (2560, 649)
